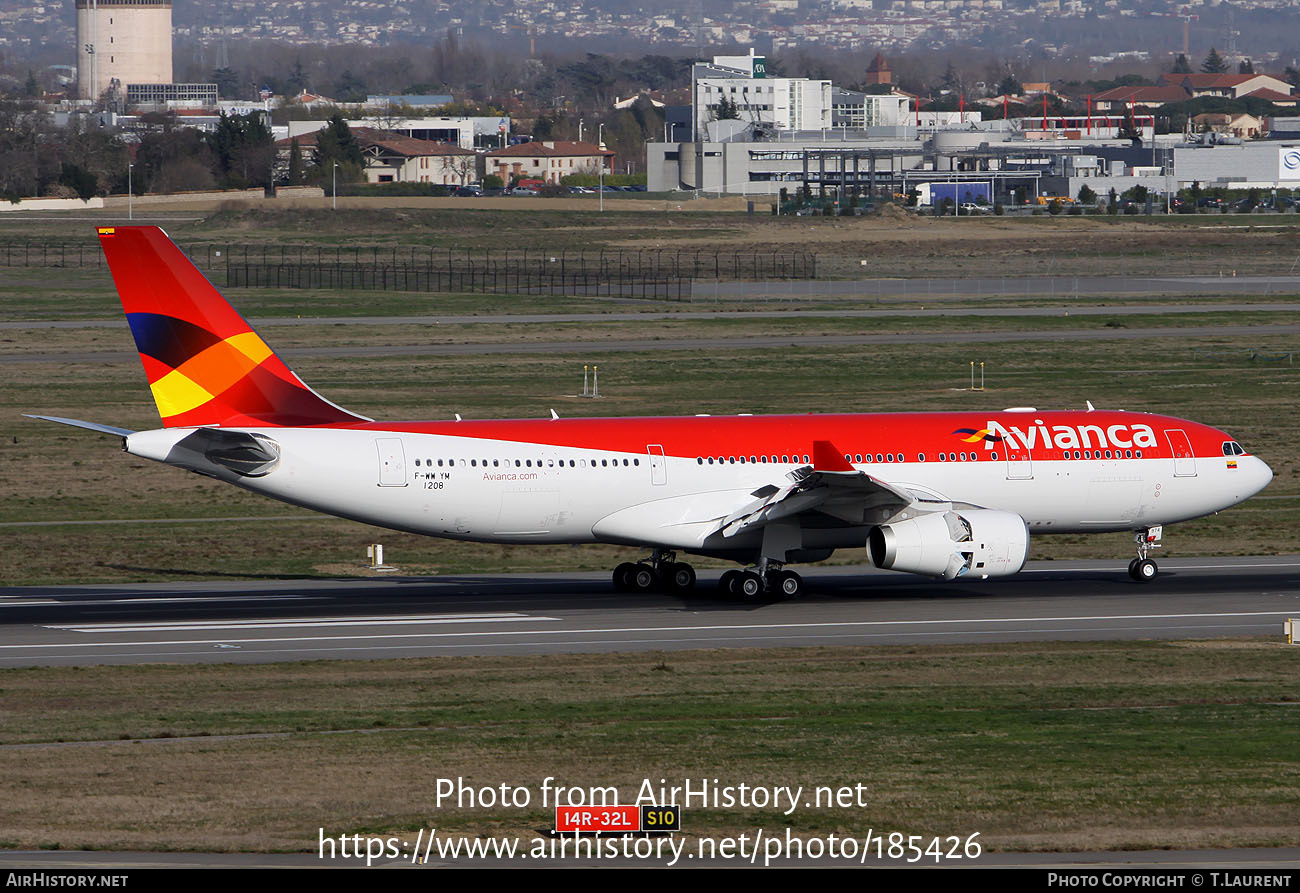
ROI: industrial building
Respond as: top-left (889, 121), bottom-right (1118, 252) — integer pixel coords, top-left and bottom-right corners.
top-left (654, 52), bottom-right (1300, 204)
top-left (76, 0), bottom-right (173, 102)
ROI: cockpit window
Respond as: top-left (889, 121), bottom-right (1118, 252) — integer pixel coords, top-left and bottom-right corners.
top-left (1222, 441), bottom-right (1246, 456)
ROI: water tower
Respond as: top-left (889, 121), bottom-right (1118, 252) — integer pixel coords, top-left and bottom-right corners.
top-left (76, 0), bottom-right (173, 101)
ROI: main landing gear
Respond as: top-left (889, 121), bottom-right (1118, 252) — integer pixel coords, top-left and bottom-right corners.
top-left (718, 562), bottom-right (803, 602)
top-left (613, 551), bottom-right (697, 594)
top-left (1127, 526), bottom-right (1162, 583)
top-left (610, 553), bottom-right (803, 601)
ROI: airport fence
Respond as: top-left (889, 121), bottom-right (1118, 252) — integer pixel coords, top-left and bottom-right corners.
top-left (0, 241), bottom-right (816, 301)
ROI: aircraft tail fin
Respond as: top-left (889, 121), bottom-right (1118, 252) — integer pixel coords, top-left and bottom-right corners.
top-left (96, 226), bottom-right (368, 428)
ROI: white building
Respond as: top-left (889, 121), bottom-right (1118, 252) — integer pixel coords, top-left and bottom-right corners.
top-left (1173, 141), bottom-right (1300, 189)
top-left (693, 48), bottom-right (832, 139)
top-left (831, 88), bottom-right (910, 128)
top-left (285, 116), bottom-right (508, 151)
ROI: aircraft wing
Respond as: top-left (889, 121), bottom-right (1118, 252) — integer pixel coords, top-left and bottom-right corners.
top-left (711, 440), bottom-right (918, 539)
top-left (713, 464), bottom-right (916, 538)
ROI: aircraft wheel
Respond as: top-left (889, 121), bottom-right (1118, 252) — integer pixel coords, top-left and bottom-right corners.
top-left (1134, 559), bottom-right (1159, 583)
top-left (737, 571), bottom-right (764, 601)
top-left (1127, 558), bottom-right (1141, 580)
top-left (613, 562), bottom-right (638, 591)
top-left (719, 569), bottom-right (741, 596)
top-left (665, 562), bottom-right (696, 593)
top-left (630, 563), bottom-right (659, 592)
top-left (775, 570), bottom-right (802, 599)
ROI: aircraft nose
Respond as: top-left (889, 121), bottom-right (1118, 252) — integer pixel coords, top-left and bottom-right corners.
top-left (1258, 457), bottom-right (1274, 490)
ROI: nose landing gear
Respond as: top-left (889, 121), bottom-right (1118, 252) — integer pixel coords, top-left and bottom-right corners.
top-left (1128, 527), bottom-right (1162, 582)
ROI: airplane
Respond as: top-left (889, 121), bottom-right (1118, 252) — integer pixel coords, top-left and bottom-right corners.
top-left (28, 226), bottom-right (1273, 599)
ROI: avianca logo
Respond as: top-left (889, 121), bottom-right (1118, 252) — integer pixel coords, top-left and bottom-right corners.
top-left (953, 427), bottom-right (1005, 444)
top-left (970, 420), bottom-right (1159, 451)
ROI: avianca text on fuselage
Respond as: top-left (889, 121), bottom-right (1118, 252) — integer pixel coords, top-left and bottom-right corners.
top-left (977, 418), bottom-right (1160, 452)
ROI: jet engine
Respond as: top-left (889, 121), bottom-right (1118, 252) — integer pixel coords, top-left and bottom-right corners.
top-left (867, 510), bottom-right (1029, 580)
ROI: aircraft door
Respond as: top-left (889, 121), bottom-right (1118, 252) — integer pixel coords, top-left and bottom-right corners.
top-left (647, 444), bottom-right (667, 486)
top-left (376, 437), bottom-right (408, 487)
top-left (1004, 442), bottom-right (1033, 480)
top-left (1164, 429), bottom-right (1197, 477)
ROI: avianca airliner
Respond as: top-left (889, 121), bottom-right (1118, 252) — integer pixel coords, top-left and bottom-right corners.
top-left (30, 226), bottom-right (1273, 598)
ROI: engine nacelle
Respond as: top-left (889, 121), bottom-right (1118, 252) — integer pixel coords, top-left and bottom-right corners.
top-left (867, 510), bottom-right (1029, 580)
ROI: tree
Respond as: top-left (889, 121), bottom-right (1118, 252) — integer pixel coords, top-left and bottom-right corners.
top-left (135, 128), bottom-right (216, 193)
top-left (58, 163), bottom-right (99, 201)
top-left (206, 112), bottom-right (275, 189)
top-left (1238, 59), bottom-right (1255, 75)
top-left (1201, 48), bottom-right (1229, 74)
top-left (286, 59), bottom-right (310, 96)
top-left (334, 69), bottom-right (369, 104)
top-left (715, 96), bottom-right (740, 120)
top-left (310, 114), bottom-right (365, 187)
top-left (1171, 54), bottom-right (1192, 74)
top-left (451, 154), bottom-right (477, 186)
top-left (1122, 184), bottom-right (1150, 204)
top-left (286, 138), bottom-right (304, 185)
top-left (1077, 184), bottom-right (1097, 205)
top-left (941, 61), bottom-right (962, 95)
top-left (211, 67), bottom-right (242, 100)
top-left (996, 73), bottom-right (1022, 97)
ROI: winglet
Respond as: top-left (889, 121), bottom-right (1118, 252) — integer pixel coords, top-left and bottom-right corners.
top-left (811, 440), bottom-right (856, 473)
top-left (97, 226), bottom-right (369, 428)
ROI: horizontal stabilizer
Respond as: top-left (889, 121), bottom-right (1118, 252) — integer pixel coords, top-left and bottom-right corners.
top-left (24, 414), bottom-right (135, 437)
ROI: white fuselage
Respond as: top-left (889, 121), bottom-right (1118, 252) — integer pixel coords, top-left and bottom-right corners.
top-left (124, 425), bottom-right (1273, 559)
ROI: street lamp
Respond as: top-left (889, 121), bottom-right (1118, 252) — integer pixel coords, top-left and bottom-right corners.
top-left (127, 162), bottom-right (133, 220)
top-left (332, 162), bottom-right (339, 211)
top-left (598, 123), bottom-right (605, 213)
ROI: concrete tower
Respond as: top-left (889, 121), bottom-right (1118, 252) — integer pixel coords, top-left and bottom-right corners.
top-left (76, 0), bottom-right (173, 101)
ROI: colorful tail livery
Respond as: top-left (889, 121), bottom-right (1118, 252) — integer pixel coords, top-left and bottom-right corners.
top-left (96, 226), bottom-right (366, 428)
top-left (28, 226), bottom-right (1273, 595)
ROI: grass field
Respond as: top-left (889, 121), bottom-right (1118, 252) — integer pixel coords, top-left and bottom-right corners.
top-left (1, 641), bottom-right (1297, 854)
top-left (1, 208), bottom-right (1298, 856)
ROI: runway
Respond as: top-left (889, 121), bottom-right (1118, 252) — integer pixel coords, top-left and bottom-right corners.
top-left (1, 556), bottom-right (1296, 666)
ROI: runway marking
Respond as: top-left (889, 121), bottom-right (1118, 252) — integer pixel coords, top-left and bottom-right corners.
top-left (43, 612), bottom-right (557, 633)
top-left (5, 610), bottom-right (1291, 650)
top-left (0, 595), bottom-right (319, 608)
top-left (5, 622), bottom-right (1281, 663)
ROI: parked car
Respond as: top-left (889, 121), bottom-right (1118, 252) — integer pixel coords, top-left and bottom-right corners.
top-left (452, 185), bottom-right (483, 197)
